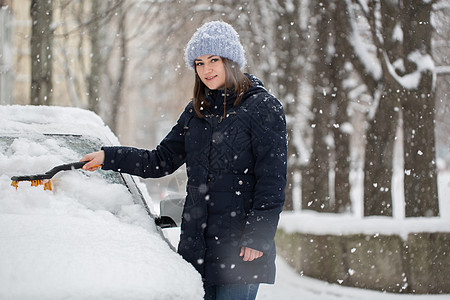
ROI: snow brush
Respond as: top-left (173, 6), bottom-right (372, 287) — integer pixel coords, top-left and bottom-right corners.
top-left (10, 161), bottom-right (97, 191)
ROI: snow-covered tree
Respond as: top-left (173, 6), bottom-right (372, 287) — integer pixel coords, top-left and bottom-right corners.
top-left (345, 0), bottom-right (439, 217)
top-left (344, 0), bottom-right (402, 216)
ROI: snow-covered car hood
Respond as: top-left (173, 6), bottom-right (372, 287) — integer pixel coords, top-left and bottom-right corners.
top-left (0, 105), bottom-right (203, 299)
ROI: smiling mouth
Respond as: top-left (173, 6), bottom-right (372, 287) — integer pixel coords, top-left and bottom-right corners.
top-left (206, 75), bottom-right (217, 80)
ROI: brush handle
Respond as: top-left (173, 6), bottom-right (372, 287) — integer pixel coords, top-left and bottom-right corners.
top-left (45, 161), bottom-right (88, 177)
top-left (11, 161), bottom-right (88, 181)
top-left (53, 161), bottom-right (87, 172)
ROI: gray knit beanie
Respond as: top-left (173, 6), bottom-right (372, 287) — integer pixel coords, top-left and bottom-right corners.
top-left (185, 21), bottom-right (246, 70)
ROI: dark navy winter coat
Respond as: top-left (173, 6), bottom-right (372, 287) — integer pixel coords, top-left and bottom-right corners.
top-left (101, 74), bottom-right (287, 286)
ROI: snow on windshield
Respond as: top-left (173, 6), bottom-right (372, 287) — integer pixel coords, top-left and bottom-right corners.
top-left (0, 105), bottom-right (203, 300)
top-left (0, 105), bottom-right (119, 143)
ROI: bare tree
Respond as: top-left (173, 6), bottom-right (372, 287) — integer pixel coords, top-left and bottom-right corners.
top-left (106, 3), bottom-right (128, 133)
top-left (272, 0), bottom-right (305, 211)
top-left (87, 0), bottom-right (104, 114)
top-left (302, 1), bottom-right (334, 212)
top-left (0, 0), bottom-right (13, 104)
top-left (30, 0), bottom-right (53, 105)
top-left (54, 0), bottom-right (131, 131)
top-left (331, 0), bottom-right (352, 213)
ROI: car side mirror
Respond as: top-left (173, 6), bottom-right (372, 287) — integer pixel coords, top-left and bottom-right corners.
top-left (155, 194), bottom-right (185, 228)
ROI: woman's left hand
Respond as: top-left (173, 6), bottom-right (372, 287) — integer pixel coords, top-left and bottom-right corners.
top-left (240, 247), bottom-right (263, 262)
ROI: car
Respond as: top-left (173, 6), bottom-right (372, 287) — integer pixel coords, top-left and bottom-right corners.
top-left (0, 105), bottom-right (203, 299)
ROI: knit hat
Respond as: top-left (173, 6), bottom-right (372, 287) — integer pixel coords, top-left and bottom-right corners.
top-left (185, 21), bottom-right (246, 70)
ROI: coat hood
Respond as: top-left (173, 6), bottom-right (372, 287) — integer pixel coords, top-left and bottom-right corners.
top-left (244, 73), bottom-right (267, 100)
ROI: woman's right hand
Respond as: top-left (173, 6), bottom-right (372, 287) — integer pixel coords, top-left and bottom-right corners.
top-left (80, 150), bottom-right (105, 171)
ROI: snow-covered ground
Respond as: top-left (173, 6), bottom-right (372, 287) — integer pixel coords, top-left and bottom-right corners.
top-left (257, 255), bottom-right (450, 299)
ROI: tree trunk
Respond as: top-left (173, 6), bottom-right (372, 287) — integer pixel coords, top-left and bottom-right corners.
top-left (363, 0), bottom-right (401, 216)
top-left (331, 0), bottom-right (351, 213)
top-left (88, 0), bottom-right (103, 114)
top-left (363, 86), bottom-right (399, 216)
top-left (275, 0), bottom-right (303, 211)
top-left (402, 83), bottom-right (439, 217)
top-left (30, 0), bottom-right (53, 105)
top-left (109, 6), bottom-right (128, 134)
top-left (0, 1), bottom-right (13, 104)
top-left (401, 0), bottom-right (439, 217)
top-left (302, 1), bottom-right (332, 212)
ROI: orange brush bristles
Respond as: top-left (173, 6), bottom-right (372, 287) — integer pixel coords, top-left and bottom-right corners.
top-left (44, 180), bottom-right (52, 191)
top-left (11, 179), bottom-right (53, 191)
top-left (11, 181), bottom-right (18, 189)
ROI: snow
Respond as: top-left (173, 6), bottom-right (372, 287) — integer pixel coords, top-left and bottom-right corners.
top-left (257, 255), bottom-right (450, 299)
top-left (348, 11), bottom-right (382, 81)
top-left (277, 171), bottom-right (449, 241)
top-left (0, 105), bottom-right (120, 144)
top-left (278, 207), bottom-right (449, 241)
top-left (386, 51), bottom-right (436, 90)
top-left (436, 65), bottom-right (450, 75)
top-left (0, 105), bottom-right (203, 300)
top-left (393, 23), bottom-right (403, 42)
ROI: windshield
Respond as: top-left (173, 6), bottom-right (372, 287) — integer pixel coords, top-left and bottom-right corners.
top-left (0, 132), bottom-right (138, 218)
top-left (1, 134), bottom-right (122, 185)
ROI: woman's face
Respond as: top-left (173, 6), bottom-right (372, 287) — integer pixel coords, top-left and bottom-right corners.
top-left (194, 55), bottom-right (226, 90)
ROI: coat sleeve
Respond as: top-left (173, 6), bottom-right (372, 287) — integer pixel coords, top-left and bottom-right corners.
top-left (101, 104), bottom-right (191, 178)
top-left (240, 93), bottom-right (287, 253)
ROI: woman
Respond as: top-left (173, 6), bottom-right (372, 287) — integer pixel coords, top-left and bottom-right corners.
top-left (81, 21), bottom-right (287, 300)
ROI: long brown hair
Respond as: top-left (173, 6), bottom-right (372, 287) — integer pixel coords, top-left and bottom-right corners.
top-left (192, 57), bottom-right (253, 118)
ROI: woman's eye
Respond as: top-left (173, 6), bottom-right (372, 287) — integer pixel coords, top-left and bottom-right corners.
top-left (211, 58), bottom-right (219, 63)
top-left (195, 62), bottom-right (203, 66)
